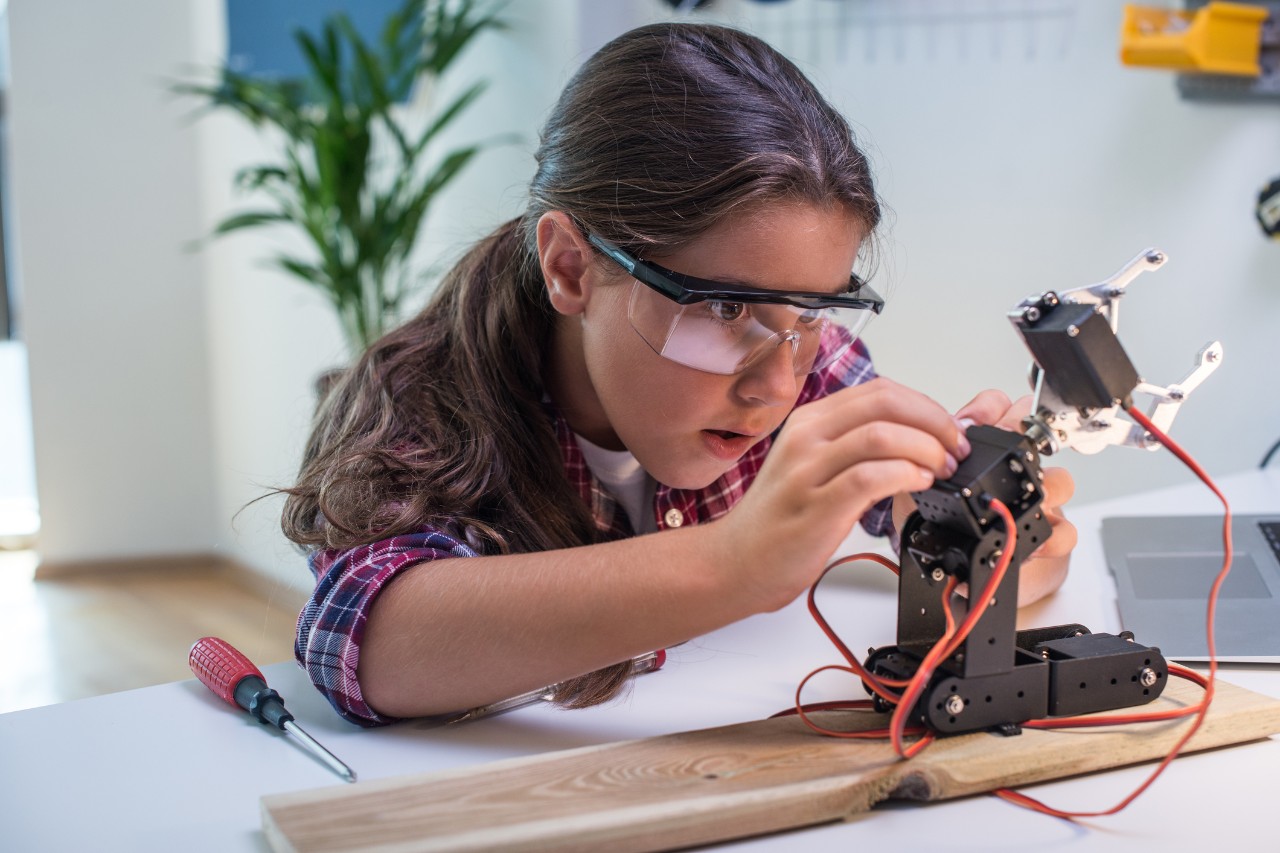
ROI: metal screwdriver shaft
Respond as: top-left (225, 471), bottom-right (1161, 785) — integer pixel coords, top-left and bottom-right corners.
top-left (189, 636), bottom-right (357, 783)
top-left (280, 718), bottom-right (355, 782)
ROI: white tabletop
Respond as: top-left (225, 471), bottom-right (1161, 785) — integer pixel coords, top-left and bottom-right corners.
top-left (4, 469), bottom-right (1279, 852)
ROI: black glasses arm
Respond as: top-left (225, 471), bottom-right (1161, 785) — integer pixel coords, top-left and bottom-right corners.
top-left (587, 232), bottom-right (884, 313)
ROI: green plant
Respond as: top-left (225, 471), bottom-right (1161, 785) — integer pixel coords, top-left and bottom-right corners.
top-left (180, 0), bottom-right (504, 355)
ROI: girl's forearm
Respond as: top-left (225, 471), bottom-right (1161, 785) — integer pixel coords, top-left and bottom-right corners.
top-left (357, 522), bottom-right (757, 718)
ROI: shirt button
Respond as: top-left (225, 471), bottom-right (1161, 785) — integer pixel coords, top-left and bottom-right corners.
top-left (664, 508), bottom-right (684, 528)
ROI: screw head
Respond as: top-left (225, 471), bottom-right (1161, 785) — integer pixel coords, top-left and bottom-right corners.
top-left (931, 567), bottom-right (946, 582)
top-left (1139, 667), bottom-right (1158, 687)
top-left (945, 694), bottom-right (965, 715)
top-left (1066, 325), bottom-right (1080, 337)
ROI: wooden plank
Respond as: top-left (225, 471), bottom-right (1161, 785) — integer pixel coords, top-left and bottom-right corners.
top-left (262, 678), bottom-right (1280, 852)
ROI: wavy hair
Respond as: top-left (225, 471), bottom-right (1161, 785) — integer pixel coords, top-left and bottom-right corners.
top-left (282, 22), bottom-right (882, 708)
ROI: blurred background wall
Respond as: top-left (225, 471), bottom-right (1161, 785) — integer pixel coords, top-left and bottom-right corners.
top-left (4, 0), bottom-right (1278, 591)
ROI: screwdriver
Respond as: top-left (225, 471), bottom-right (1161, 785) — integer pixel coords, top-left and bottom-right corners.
top-left (188, 636), bottom-right (357, 783)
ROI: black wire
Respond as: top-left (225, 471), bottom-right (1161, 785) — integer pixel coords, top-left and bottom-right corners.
top-left (1261, 437), bottom-right (1280, 469)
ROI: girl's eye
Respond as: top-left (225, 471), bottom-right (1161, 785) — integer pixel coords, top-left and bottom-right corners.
top-left (708, 301), bottom-right (746, 323)
top-left (796, 308), bottom-right (823, 326)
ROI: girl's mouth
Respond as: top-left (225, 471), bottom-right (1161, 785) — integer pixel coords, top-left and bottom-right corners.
top-left (701, 429), bottom-right (756, 461)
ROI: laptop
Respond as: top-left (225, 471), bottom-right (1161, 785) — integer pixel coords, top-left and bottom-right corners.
top-left (1101, 514), bottom-right (1280, 663)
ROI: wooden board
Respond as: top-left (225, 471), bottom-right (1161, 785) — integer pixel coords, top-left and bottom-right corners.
top-left (262, 678), bottom-right (1280, 852)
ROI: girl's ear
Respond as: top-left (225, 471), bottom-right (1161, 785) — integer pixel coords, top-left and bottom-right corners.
top-left (536, 211), bottom-right (594, 316)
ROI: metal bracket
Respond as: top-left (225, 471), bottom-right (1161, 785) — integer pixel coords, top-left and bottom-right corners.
top-left (1131, 340), bottom-right (1223, 447)
top-left (1010, 247), bottom-right (1222, 456)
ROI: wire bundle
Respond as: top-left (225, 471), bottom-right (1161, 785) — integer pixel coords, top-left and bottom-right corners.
top-left (786, 407), bottom-right (1232, 819)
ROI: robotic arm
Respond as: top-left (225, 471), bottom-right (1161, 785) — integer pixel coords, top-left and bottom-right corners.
top-left (862, 248), bottom-right (1221, 735)
top-left (1011, 248), bottom-right (1222, 456)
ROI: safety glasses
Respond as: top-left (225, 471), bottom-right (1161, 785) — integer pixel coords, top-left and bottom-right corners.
top-left (587, 233), bottom-right (883, 375)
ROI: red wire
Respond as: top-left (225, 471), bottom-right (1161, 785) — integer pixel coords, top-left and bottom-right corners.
top-left (785, 668), bottom-right (928, 741)
top-left (825, 551), bottom-right (901, 577)
top-left (992, 406), bottom-right (1230, 819)
top-left (792, 409), bottom-right (1230, 820)
top-left (790, 513), bottom-right (1019, 757)
top-left (889, 499), bottom-right (1018, 756)
top-left (803, 553), bottom-right (911, 704)
top-left (787, 553), bottom-right (919, 740)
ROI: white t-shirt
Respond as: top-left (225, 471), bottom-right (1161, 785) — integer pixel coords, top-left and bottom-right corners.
top-left (575, 433), bottom-right (658, 534)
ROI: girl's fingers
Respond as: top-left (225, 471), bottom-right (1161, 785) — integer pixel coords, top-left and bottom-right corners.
top-left (1022, 468), bottom-right (1076, 560)
top-left (822, 457), bottom-right (939, 510)
top-left (1017, 552), bottom-right (1071, 606)
top-left (994, 395), bottom-right (1034, 431)
top-left (953, 389), bottom-right (1014, 429)
top-left (1030, 506), bottom-right (1077, 558)
top-left (813, 378), bottom-right (968, 459)
top-left (832, 420), bottom-right (959, 482)
top-left (1040, 466), bottom-right (1075, 508)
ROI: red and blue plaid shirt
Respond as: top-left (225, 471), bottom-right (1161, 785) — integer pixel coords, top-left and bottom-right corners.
top-left (296, 339), bottom-right (891, 725)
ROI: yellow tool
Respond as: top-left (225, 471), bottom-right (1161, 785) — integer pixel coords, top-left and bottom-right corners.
top-left (1121, 2), bottom-right (1269, 76)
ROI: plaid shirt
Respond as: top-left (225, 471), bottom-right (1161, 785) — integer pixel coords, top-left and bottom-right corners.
top-left (296, 339), bottom-right (891, 725)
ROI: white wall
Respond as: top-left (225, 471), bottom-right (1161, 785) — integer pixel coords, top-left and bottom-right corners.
top-left (694, 0), bottom-right (1280, 504)
top-left (7, 0), bottom-right (218, 564)
top-left (8, 0), bottom-right (1278, 584)
top-left (7, 0), bottom-right (594, 584)
top-left (186, 1), bottom-right (346, 595)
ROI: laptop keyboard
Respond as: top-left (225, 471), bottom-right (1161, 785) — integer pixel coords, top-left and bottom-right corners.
top-left (1260, 521), bottom-right (1280, 563)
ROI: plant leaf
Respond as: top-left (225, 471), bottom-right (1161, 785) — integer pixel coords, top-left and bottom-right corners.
top-left (410, 80), bottom-right (488, 160)
top-left (214, 210), bottom-right (290, 235)
top-left (175, 0), bottom-right (507, 354)
top-left (233, 165), bottom-right (290, 191)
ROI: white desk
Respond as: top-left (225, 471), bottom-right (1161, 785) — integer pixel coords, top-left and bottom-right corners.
top-left (4, 470), bottom-right (1279, 852)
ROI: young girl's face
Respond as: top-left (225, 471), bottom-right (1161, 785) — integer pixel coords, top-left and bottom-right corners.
top-left (563, 201), bottom-right (865, 491)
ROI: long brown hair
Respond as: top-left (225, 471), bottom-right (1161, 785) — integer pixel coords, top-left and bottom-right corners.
top-left (282, 23), bottom-right (882, 708)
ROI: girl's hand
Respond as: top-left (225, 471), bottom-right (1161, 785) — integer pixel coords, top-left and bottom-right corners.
top-left (953, 391), bottom-right (1077, 606)
top-left (712, 377), bottom-right (969, 612)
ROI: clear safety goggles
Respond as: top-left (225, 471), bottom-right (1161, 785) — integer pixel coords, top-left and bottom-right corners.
top-left (588, 233), bottom-right (884, 376)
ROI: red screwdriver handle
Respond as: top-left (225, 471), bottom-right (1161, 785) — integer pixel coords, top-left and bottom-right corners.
top-left (189, 636), bottom-right (264, 707)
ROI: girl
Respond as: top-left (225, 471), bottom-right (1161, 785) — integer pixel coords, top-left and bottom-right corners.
top-left (283, 22), bottom-right (1076, 725)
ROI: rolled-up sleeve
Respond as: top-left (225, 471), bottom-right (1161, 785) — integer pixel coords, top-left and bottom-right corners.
top-left (296, 530), bottom-right (477, 726)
